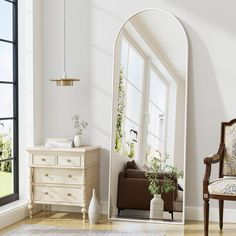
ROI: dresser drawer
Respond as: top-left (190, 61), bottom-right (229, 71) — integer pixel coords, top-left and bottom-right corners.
top-left (34, 168), bottom-right (84, 185)
top-left (32, 155), bottom-right (56, 166)
top-left (58, 155), bottom-right (81, 167)
top-left (34, 186), bottom-right (83, 204)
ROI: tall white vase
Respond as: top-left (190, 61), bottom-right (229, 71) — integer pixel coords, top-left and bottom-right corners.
top-left (88, 189), bottom-right (101, 224)
top-left (150, 194), bottom-right (164, 219)
top-left (73, 135), bottom-right (82, 147)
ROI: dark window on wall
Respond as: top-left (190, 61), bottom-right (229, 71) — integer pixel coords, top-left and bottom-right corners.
top-left (0, 0), bottom-right (19, 206)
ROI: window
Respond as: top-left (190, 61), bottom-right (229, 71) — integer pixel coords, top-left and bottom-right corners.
top-left (0, 0), bottom-right (18, 206)
top-left (115, 35), bottom-right (169, 162)
top-left (115, 38), bottom-right (144, 159)
top-left (146, 68), bottom-right (168, 161)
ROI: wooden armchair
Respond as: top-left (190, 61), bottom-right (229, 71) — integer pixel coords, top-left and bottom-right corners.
top-left (203, 119), bottom-right (236, 236)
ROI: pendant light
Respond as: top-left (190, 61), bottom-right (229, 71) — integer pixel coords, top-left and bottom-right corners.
top-left (50, 0), bottom-right (80, 86)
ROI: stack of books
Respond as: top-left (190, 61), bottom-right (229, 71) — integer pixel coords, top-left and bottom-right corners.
top-left (45, 137), bottom-right (73, 148)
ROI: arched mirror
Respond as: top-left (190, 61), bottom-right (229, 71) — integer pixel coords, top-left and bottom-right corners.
top-left (109, 9), bottom-right (188, 224)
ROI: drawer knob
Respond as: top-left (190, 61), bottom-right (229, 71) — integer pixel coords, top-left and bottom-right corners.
top-left (45, 173), bottom-right (49, 177)
top-left (68, 175), bottom-right (72, 178)
top-left (44, 192), bottom-right (48, 195)
top-left (67, 159), bottom-right (71, 163)
top-left (67, 193), bottom-right (72, 197)
top-left (41, 158), bottom-right (46, 161)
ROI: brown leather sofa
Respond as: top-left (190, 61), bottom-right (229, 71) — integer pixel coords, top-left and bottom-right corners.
top-left (117, 161), bottom-right (178, 219)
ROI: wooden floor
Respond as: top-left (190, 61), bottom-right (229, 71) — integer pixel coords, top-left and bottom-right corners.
top-left (0, 211), bottom-right (235, 235)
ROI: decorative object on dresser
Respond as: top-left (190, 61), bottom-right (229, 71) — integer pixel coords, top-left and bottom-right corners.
top-left (72, 114), bottom-right (88, 147)
top-left (44, 137), bottom-right (73, 148)
top-left (88, 188), bottom-right (101, 224)
top-left (27, 146), bottom-right (100, 223)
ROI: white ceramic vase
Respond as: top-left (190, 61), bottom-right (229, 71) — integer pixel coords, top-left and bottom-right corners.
top-left (73, 135), bottom-right (82, 147)
top-left (150, 194), bottom-right (164, 219)
top-left (88, 189), bottom-right (101, 224)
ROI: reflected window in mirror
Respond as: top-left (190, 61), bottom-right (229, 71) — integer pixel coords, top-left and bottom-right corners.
top-left (146, 68), bottom-right (168, 160)
top-left (115, 37), bottom-right (144, 159)
top-left (115, 34), bottom-right (172, 162)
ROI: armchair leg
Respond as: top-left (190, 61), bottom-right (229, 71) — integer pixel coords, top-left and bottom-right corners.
top-left (204, 199), bottom-right (209, 236)
top-left (219, 200), bottom-right (224, 230)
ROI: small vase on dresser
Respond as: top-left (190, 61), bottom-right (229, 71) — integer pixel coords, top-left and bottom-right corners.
top-left (150, 194), bottom-right (164, 219)
top-left (88, 188), bottom-right (101, 224)
top-left (27, 146), bottom-right (100, 222)
top-left (73, 134), bottom-right (82, 147)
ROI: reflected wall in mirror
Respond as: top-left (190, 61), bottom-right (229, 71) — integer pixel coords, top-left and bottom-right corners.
top-left (109, 9), bottom-right (188, 224)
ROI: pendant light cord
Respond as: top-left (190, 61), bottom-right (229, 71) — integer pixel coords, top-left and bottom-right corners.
top-left (63, 0), bottom-right (66, 78)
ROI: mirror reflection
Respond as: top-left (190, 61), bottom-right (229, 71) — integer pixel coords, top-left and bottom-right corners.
top-left (109, 9), bottom-right (188, 224)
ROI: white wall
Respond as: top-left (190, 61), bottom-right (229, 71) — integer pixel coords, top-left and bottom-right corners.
top-left (18, 0), bottom-right (43, 200)
top-left (41, 0), bottom-right (236, 214)
top-left (42, 0), bottom-right (90, 143)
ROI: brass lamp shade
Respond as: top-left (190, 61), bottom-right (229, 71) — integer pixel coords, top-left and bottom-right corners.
top-left (50, 78), bottom-right (80, 86)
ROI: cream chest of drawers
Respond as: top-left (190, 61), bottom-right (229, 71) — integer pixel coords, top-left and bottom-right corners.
top-left (27, 146), bottom-right (100, 222)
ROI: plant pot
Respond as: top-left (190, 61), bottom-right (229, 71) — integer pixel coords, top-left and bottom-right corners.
top-left (150, 194), bottom-right (164, 219)
top-left (88, 189), bottom-right (101, 224)
top-left (73, 135), bottom-right (82, 147)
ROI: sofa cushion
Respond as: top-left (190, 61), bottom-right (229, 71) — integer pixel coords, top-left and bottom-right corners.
top-left (125, 160), bottom-right (138, 169)
top-left (125, 169), bottom-right (147, 179)
top-left (136, 163), bottom-right (150, 172)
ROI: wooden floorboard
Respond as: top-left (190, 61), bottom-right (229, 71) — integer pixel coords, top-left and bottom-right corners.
top-left (0, 211), bottom-right (235, 235)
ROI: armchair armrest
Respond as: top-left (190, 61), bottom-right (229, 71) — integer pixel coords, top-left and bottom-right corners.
top-left (204, 143), bottom-right (225, 165)
top-left (203, 143), bottom-right (225, 198)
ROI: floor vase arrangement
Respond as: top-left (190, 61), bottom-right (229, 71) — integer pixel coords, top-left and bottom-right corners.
top-left (88, 189), bottom-right (101, 224)
top-left (150, 194), bottom-right (164, 219)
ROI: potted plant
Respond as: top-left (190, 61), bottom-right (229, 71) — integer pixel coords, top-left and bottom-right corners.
top-left (145, 150), bottom-right (183, 219)
top-left (72, 114), bottom-right (88, 147)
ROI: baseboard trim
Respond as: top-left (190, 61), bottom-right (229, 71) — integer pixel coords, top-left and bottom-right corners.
top-left (2, 200), bottom-right (236, 229)
top-left (99, 202), bottom-right (236, 223)
top-left (186, 206), bottom-right (236, 223)
top-left (0, 200), bottom-right (41, 230)
top-left (50, 201), bottom-right (108, 215)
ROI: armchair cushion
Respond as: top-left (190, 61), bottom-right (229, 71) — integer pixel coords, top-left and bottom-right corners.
top-left (208, 177), bottom-right (236, 195)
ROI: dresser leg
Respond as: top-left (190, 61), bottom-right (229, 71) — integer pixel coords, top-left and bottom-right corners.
top-left (28, 204), bottom-right (34, 219)
top-left (81, 207), bottom-right (86, 223)
top-left (28, 166), bottom-right (34, 219)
